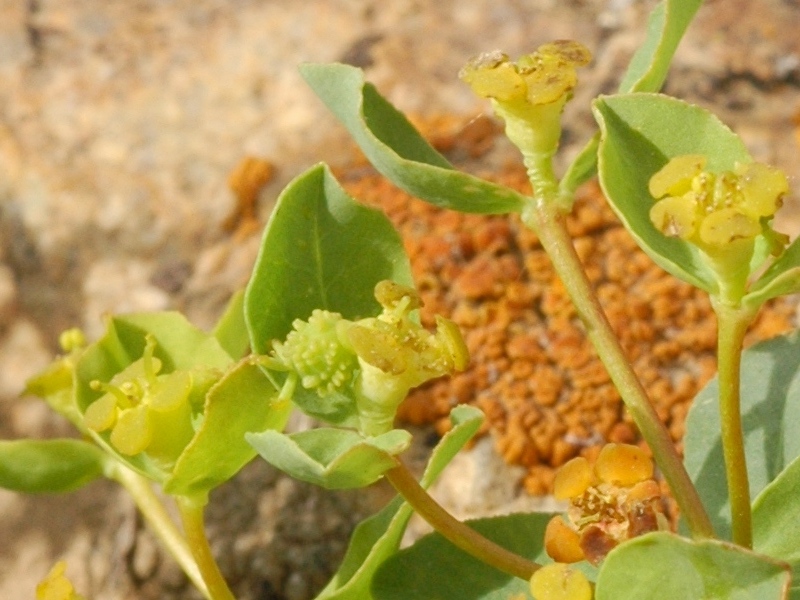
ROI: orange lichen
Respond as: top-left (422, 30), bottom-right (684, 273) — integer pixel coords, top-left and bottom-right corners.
top-left (337, 117), bottom-right (796, 495)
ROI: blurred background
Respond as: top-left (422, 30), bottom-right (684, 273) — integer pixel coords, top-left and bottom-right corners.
top-left (1, 1), bottom-right (799, 598)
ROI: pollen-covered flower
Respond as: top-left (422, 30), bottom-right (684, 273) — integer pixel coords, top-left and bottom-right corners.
top-left (460, 41), bottom-right (591, 160)
top-left (83, 334), bottom-right (198, 463)
top-left (265, 280), bottom-right (469, 436)
top-left (36, 562), bottom-right (87, 600)
top-left (545, 443), bottom-right (667, 565)
top-left (649, 155), bottom-right (788, 251)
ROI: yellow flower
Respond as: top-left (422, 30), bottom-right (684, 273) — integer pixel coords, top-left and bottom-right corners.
top-left (545, 444), bottom-right (666, 565)
top-left (83, 334), bottom-right (196, 463)
top-left (460, 41), bottom-right (591, 158)
top-left (36, 562), bottom-right (87, 600)
top-left (649, 155), bottom-right (788, 250)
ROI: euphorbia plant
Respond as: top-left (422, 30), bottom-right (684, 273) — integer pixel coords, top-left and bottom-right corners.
top-left (5, 0), bottom-right (800, 598)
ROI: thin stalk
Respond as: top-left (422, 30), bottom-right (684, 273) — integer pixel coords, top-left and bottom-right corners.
top-left (109, 464), bottom-right (210, 599)
top-left (713, 300), bottom-right (756, 548)
top-left (176, 496), bottom-right (236, 600)
top-left (520, 177), bottom-right (714, 539)
top-left (385, 461), bottom-right (540, 581)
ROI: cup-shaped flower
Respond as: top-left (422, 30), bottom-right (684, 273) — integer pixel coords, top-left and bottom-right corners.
top-left (36, 562), bottom-right (87, 600)
top-left (649, 154), bottom-right (789, 302)
top-left (347, 281), bottom-right (469, 435)
top-left (545, 443), bottom-right (667, 566)
top-left (264, 280), bottom-right (469, 436)
top-left (83, 334), bottom-right (198, 465)
top-left (460, 41), bottom-right (591, 159)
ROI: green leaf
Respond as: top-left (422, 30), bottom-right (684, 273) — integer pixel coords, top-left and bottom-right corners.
top-left (618, 0), bottom-right (704, 93)
top-left (596, 532), bottom-right (790, 600)
top-left (246, 427), bottom-right (411, 490)
top-left (372, 513), bottom-right (557, 600)
top-left (0, 439), bottom-right (106, 493)
top-left (312, 404), bottom-right (485, 599)
top-left (74, 312), bottom-right (234, 482)
top-left (753, 454), bottom-right (800, 599)
top-left (212, 289), bottom-right (250, 360)
top-left (244, 163), bottom-right (413, 354)
top-left (562, 0), bottom-right (702, 194)
top-left (165, 360), bottom-right (288, 498)
top-left (593, 93), bottom-right (751, 293)
top-left (684, 331), bottom-right (800, 540)
top-left (299, 63), bottom-right (528, 215)
top-left (745, 236), bottom-right (800, 308)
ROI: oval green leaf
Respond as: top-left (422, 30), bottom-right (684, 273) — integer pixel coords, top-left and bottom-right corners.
top-left (596, 532), bottom-right (790, 600)
top-left (684, 331), bottom-right (800, 540)
top-left (244, 163), bottom-right (413, 355)
top-left (0, 439), bottom-right (106, 494)
top-left (562, 0), bottom-right (703, 194)
top-left (594, 93), bottom-right (752, 293)
top-left (246, 427), bottom-right (411, 490)
top-left (305, 404), bottom-right (484, 600)
top-left (299, 63), bottom-right (528, 215)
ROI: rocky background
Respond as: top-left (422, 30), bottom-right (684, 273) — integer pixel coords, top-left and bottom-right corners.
top-left (1, 0), bottom-right (799, 598)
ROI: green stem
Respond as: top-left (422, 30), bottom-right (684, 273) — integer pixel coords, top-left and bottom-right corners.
top-left (108, 464), bottom-right (210, 599)
top-left (176, 496), bottom-right (236, 600)
top-left (713, 299), bottom-right (756, 548)
top-left (520, 195), bottom-right (714, 540)
top-left (385, 461), bottom-right (540, 581)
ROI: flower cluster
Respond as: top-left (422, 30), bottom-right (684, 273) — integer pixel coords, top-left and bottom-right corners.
top-left (649, 154), bottom-right (788, 252)
top-left (266, 280), bottom-right (469, 435)
top-left (544, 443), bottom-right (667, 566)
top-left (459, 41), bottom-right (591, 158)
top-left (83, 334), bottom-right (199, 464)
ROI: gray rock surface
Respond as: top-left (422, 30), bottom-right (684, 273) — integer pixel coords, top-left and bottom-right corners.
top-left (1, 0), bottom-right (799, 598)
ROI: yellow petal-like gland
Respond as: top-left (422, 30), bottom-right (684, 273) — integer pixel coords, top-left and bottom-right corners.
top-left (529, 563), bottom-right (592, 600)
top-left (594, 443), bottom-right (653, 487)
top-left (58, 328), bottom-right (86, 353)
top-left (147, 371), bottom-right (192, 412)
top-left (83, 393), bottom-right (118, 432)
top-left (459, 52), bottom-right (526, 102)
top-left (736, 162), bottom-right (789, 217)
top-left (553, 456), bottom-right (593, 500)
top-left (544, 516), bottom-right (586, 564)
top-left (649, 194), bottom-right (698, 239)
top-left (111, 404), bottom-right (152, 456)
top-left (626, 478), bottom-right (662, 503)
top-left (538, 40), bottom-right (592, 67)
top-left (649, 154), bottom-right (706, 199)
top-left (698, 207), bottom-right (761, 247)
top-left (519, 53), bottom-right (578, 105)
top-left (434, 315), bottom-right (469, 371)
